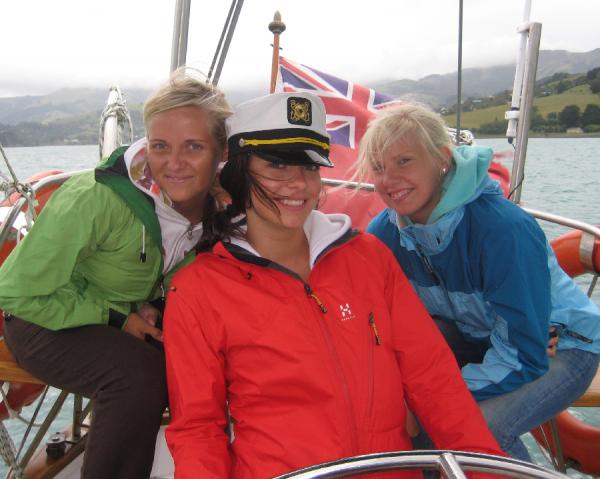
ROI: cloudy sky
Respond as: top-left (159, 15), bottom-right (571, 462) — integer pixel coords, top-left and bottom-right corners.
top-left (2, 0), bottom-right (599, 98)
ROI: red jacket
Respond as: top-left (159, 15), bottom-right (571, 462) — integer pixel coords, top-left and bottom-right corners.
top-left (164, 217), bottom-right (503, 479)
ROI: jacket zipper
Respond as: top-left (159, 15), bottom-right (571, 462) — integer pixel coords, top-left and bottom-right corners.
top-left (303, 282), bottom-right (359, 455)
top-left (416, 244), bottom-right (440, 285)
top-left (366, 312), bottom-right (378, 418)
top-left (368, 312), bottom-right (381, 345)
top-left (307, 238), bottom-right (362, 453)
top-left (415, 244), bottom-right (460, 319)
top-left (164, 223), bottom-right (197, 271)
top-left (224, 238), bottom-right (362, 454)
top-left (304, 284), bottom-right (327, 313)
top-left (551, 323), bottom-right (593, 344)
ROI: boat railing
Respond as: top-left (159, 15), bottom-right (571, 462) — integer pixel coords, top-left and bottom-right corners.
top-left (321, 178), bottom-right (600, 299)
top-left (321, 178), bottom-right (600, 241)
top-left (275, 450), bottom-right (569, 479)
top-left (0, 170), bottom-right (91, 247)
top-left (521, 207), bottom-right (600, 239)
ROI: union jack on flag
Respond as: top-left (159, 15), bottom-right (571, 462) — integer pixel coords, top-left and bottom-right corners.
top-left (277, 57), bottom-right (399, 153)
top-left (276, 57), bottom-right (398, 229)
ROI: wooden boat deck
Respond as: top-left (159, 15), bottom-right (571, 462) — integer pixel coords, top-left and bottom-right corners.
top-left (0, 339), bottom-right (43, 384)
top-left (573, 367), bottom-right (600, 407)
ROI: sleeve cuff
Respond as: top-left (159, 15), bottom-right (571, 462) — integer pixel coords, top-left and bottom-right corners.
top-left (108, 309), bottom-right (128, 329)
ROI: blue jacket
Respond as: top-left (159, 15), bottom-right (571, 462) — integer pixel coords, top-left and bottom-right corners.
top-left (368, 145), bottom-right (600, 401)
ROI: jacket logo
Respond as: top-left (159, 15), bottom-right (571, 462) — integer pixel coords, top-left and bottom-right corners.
top-left (339, 303), bottom-right (356, 322)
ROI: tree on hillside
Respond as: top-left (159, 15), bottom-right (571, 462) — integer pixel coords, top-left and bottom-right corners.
top-left (556, 80), bottom-right (572, 94)
top-left (547, 72), bottom-right (570, 83)
top-left (582, 104), bottom-right (600, 127)
top-left (530, 106), bottom-right (546, 130)
top-left (586, 67), bottom-right (600, 81)
top-left (559, 105), bottom-right (580, 128)
top-left (590, 79), bottom-right (600, 94)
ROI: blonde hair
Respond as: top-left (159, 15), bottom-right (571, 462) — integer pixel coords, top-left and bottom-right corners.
top-left (356, 103), bottom-right (453, 183)
top-left (143, 67), bottom-right (232, 156)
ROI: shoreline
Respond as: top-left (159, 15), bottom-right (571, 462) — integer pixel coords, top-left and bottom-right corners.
top-left (4, 133), bottom-right (600, 148)
top-left (476, 132), bottom-right (600, 139)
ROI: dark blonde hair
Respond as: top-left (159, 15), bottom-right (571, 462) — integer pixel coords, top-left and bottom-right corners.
top-left (144, 68), bottom-right (233, 246)
top-left (356, 103), bottom-right (453, 183)
top-left (143, 67), bottom-right (232, 158)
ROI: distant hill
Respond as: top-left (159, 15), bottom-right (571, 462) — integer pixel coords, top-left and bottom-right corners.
top-left (0, 48), bottom-right (599, 146)
top-left (372, 49), bottom-right (600, 107)
top-left (0, 88), bottom-right (151, 126)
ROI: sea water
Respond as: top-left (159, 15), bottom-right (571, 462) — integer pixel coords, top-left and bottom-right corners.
top-left (1, 139), bottom-right (599, 476)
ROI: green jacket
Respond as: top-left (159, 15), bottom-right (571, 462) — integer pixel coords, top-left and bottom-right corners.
top-left (0, 147), bottom-right (176, 330)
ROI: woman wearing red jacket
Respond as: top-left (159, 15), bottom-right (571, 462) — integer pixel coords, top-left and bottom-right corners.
top-left (163, 92), bottom-right (504, 478)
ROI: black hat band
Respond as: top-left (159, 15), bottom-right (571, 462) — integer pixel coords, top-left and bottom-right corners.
top-left (228, 128), bottom-right (330, 157)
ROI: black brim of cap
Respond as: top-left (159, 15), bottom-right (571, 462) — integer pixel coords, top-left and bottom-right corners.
top-left (255, 150), bottom-right (334, 168)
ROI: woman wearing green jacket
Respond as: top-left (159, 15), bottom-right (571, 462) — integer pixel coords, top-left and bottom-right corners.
top-left (0, 69), bottom-right (231, 478)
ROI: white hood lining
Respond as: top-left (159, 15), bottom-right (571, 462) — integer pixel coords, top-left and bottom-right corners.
top-left (229, 210), bottom-right (351, 269)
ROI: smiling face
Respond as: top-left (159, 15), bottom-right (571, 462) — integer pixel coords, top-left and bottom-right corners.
top-left (372, 137), bottom-right (449, 224)
top-left (146, 106), bottom-right (220, 222)
top-left (246, 154), bottom-right (322, 234)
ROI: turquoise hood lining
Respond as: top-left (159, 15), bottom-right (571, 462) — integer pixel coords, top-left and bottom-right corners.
top-left (392, 145), bottom-right (504, 255)
top-left (428, 145), bottom-right (494, 224)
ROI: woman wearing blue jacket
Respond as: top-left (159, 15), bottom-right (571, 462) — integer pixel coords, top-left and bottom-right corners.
top-left (356, 102), bottom-right (600, 460)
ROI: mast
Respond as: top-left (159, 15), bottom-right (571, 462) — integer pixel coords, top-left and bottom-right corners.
top-left (268, 11), bottom-right (286, 93)
top-left (170, 0), bottom-right (191, 72)
top-left (505, 0), bottom-right (532, 144)
top-left (505, 1), bottom-right (542, 204)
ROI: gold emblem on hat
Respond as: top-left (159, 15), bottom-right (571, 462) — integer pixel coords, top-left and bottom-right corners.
top-left (288, 98), bottom-right (311, 125)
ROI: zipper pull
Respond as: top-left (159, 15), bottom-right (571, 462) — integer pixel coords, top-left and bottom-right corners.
top-left (417, 245), bottom-right (439, 285)
top-left (564, 329), bottom-right (593, 344)
top-left (187, 224), bottom-right (193, 239)
top-left (158, 275), bottom-right (166, 299)
top-left (549, 324), bottom-right (592, 344)
top-left (140, 224), bottom-right (147, 262)
top-left (304, 284), bottom-right (327, 313)
top-left (368, 312), bottom-right (381, 345)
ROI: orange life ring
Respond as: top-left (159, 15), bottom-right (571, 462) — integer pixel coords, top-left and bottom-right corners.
top-left (550, 226), bottom-right (600, 277)
top-left (0, 312), bottom-right (46, 421)
top-left (530, 227), bottom-right (600, 475)
top-left (0, 170), bottom-right (64, 420)
top-left (531, 411), bottom-right (600, 475)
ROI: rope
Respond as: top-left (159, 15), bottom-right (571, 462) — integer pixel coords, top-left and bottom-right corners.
top-left (0, 142), bottom-right (38, 231)
top-left (98, 88), bottom-right (134, 159)
top-left (447, 127), bottom-right (474, 146)
top-left (0, 421), bottom-right (23, 479)
top-left (0, 383), bottom-right (46, 427)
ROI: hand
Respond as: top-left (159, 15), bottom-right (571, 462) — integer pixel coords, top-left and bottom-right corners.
top-left (547, 326), bottom-right (559, 358)
top-left (137, 303), bottom-right (160, 324)
top-left (123, 312), bottom-right (163, 342)
top-left (405, 407), bottom-right (420, 438)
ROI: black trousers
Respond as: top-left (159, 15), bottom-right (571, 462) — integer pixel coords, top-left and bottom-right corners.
top-left (411, 317), bottom-right (486, 453)
top-left (4, 316), bottom-right (167, 479)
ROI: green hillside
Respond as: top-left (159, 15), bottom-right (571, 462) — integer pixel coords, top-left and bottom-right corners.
top-left (533, 85), bottom-right (598, 117)
top-left (442, 70), bottom-right (600, 133)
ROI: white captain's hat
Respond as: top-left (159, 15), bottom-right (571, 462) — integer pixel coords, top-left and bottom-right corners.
top-left (226, 91), bottom-right (333, 167)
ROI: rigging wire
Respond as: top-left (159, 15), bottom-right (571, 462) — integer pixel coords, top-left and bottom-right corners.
top-left (209, 0), bottom-right (244, 86)
top-left (455, 0), bottom-right (463, 145)
top-left (207, 0), bottom-right (238, 83)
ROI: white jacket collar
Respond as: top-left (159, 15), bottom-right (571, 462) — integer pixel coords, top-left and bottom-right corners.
top-left (124, 138), bottom-right (202, 273)
top-left (229, 210), bottom-right (351, 268)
